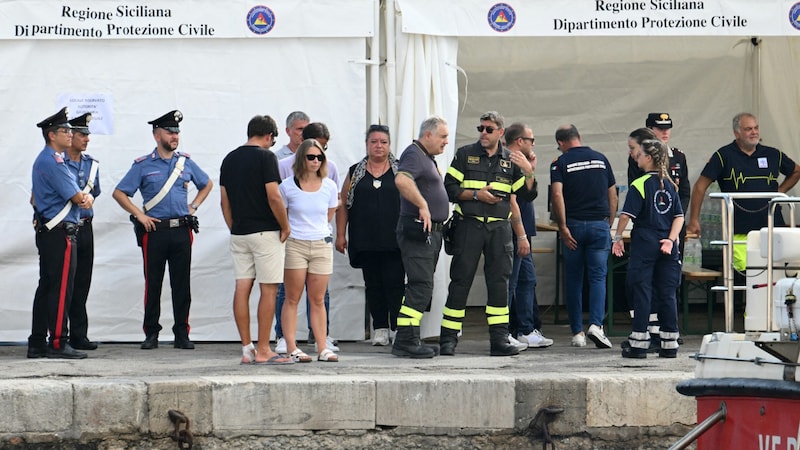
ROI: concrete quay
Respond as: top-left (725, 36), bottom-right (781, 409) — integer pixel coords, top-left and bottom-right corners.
top-left (0, 308), bottom-right (704, 449)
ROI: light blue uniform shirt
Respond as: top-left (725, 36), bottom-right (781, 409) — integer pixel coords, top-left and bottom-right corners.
top-left (31, 145), bottom-right (81, 224)
top-left (65, 153), bottom-right (100, 219)
top-left (116, 149), bottom-right (210, 220)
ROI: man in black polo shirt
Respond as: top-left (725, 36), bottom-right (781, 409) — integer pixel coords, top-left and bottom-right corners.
top-left (392, 116), bottom-right (451, 358)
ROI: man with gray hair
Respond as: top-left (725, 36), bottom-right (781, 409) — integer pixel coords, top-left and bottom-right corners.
top-left (392, 116), bottom-right (450, 358)
top-left (273, 111), bottom-right (310, 160)
top-left (687, 112), bottom-right (800, 272)
top-left (439, 111), bottom-right (536, 357)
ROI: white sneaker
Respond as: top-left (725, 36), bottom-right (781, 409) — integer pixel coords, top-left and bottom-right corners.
top-left (275, 337), bottom-right (287, 354)
top-left (571, 332), bottom-right (587, 347)
top-left (587, 324), bottom-right (612, 349)
top-left (372, 328), bottom-right (390, 346)
top-left (508, 334), bottom-right (528, 351)
top-left (518, 330), bottom-right (554, 348)
top-left (315, 336), bottom-right (340, 353)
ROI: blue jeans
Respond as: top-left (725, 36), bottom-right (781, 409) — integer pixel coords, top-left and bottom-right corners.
top-left (562, 219), bottom-right (610, 335)
top-left (274, 283), bottom-right (330, 339)
top-left (508, 248), bottom-right (540, 336)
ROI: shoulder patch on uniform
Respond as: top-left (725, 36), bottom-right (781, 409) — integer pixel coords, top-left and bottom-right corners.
top-left (177, 151), bottom-right (191, 158)
top-left (84, 153), bottom-right (98, 163)
top-left (52, 152), bottom-right (64, 164)
top-left (134, 155), bottom-right (148, 163)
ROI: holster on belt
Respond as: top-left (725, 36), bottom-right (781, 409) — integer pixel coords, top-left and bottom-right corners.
top-left (130, 215), bottom-right (145, 247)
top-left (188, 215), bottom-right (200, 233)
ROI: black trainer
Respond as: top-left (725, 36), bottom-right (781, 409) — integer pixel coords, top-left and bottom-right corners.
top-left (27, 346), bottom-right (47, 359)
top-left (46, 344), bottom-right (88, 359)
top-left (174, 337), bottom-right (195, 349)
top-left (70, 338), bottom-right (98, 351)
top-left (141, 335), bottom-right (159, 350)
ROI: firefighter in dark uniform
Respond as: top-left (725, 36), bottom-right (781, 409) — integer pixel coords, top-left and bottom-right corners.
top-left (439, 111), bottom-right (536, 356)
top-left (64, 113), bottom-right (100, 351)
top-left (112, 110), bottom-right (213, 350)
top-left (29, 107), bottom-right (93, 359)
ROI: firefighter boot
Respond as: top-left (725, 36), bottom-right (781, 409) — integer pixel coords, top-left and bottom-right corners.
top-left (489, 324), bottom-right (520, 356)
top-left (439, 328), bottom-right (459, 356)
top-left (392, 326), bottom-right (435, 358)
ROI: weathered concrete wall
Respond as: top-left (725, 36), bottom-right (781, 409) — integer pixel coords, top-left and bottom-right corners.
top-left (0, 373), bottom-right (696, 448)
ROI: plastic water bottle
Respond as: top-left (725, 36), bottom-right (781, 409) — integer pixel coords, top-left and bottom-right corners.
top-left (684, 238), bottom-right (702, 270)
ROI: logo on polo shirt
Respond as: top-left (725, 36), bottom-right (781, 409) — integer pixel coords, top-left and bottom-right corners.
top-left (488, 3), bottom-right (516, 33)
top-left (247, 5), bottom-right (276, 35)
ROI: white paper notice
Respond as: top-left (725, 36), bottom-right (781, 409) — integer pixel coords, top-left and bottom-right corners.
top-left (57, 93), bottom-right (113, 135)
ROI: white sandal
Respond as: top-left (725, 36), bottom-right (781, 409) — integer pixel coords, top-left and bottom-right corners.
top-left (318, 348), bottom-right (339, 362)
top-left (289, 348), bottom-right (312, 363)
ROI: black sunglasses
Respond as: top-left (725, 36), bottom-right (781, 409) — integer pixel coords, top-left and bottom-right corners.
top-left (519, 137), bottom-right (535, 143)
top-left (369, 124), bottom-right (389, 133)
top-left (306, 154), bottom-right (325, 161)
top-left (477, 125), bottom-right (497, 134)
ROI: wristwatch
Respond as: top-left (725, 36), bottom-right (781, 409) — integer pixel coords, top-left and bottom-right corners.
top-left (191, 203), bottom-right (199, 210)
top-left (472, 190), bottom-right (478, 201)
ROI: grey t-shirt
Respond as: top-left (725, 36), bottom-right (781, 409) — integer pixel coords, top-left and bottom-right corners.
top-left (397, 141), bottom-right (449, 222)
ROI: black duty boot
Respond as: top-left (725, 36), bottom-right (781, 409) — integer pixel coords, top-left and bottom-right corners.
top-left (489, 324), bottom-right (519, 356)
top-left (392, 326), bottom-right (435, 358)
top-left (439, 328), bottom-right (459, 356)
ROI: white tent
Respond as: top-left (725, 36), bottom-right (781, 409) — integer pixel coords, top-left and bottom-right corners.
top-left (0, 0), bottom-right (377, 342)
top-left (387, 0), bottom-right (800, 335)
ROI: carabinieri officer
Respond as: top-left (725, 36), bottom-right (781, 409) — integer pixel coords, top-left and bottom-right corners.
top-left (29, 107), bottom-right (93, 359)
top-left (112, 110), bottom-right (213, 350)
top-left (65, 112), bottom-right (101, 351)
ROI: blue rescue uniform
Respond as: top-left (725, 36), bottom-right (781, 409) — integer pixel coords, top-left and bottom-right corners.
top-left (30, 146), bottom-right (81, 352)
top-left (116, 149), bottom-right (210, 340)
top-left (622, 172), bottom-right (684, 353)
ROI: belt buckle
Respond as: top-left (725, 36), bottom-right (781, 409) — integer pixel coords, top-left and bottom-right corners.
top-left (169, 218), bottom-right (180, 228)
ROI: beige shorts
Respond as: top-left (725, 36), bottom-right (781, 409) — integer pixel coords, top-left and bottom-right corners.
top-left (230, 231), bottom-right (285, 284)
top-left (284, 237), bottom-right (333, 274)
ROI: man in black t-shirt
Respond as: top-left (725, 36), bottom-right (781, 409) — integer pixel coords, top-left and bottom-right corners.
top-left (220, 115), bottom-right (292, 365)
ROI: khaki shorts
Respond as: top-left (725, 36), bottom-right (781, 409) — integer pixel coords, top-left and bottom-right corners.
top-left (230, 231), bottom-right (285, 283)
top-left (285, 237), bottom-right (333, 274)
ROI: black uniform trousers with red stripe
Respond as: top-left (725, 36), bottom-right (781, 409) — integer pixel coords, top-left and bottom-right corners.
top-left (69, 220), bottom-right (94, 341)
top-left (30, 225), bottom-right (78, 351)
top-left (140, 226), bottom-right (193, 339)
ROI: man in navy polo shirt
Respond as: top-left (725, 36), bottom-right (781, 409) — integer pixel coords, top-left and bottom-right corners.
top-left (687, 113), bottom-right (800, 271)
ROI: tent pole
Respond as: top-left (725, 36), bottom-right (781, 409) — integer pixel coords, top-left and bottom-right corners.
top-left (385, 0), bottom-right (397, 154)
top-left (369, 0), bottom-right (381, 126)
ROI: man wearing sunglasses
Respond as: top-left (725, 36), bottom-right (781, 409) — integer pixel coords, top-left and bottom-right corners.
top-left (439, 111), bottom-right (537, 356)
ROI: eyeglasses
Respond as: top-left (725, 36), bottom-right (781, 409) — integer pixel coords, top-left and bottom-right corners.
top-left (57, 128), bottom-right (73, 135)
top-left (368, 124), bottom-right (389, 133)
top-left (519, 137), bottom-right (535, 143)
top-left (306, 154), bottom-right (325, 161)
top-left (477, 125), bottom-right (497, 134)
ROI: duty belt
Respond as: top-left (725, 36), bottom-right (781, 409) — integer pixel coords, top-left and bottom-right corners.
top-left (152, 217), bottom-right (190, 231)
top-left (430, 222), bottom-right (445, 232)
top-left (44, 221), bottom-right (79, 236)
top-left (78, 217), bottom-right (93, 227)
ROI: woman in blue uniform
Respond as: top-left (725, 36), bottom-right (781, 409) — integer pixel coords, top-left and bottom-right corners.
top-left (612, 139), bottom-right (684, 359)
